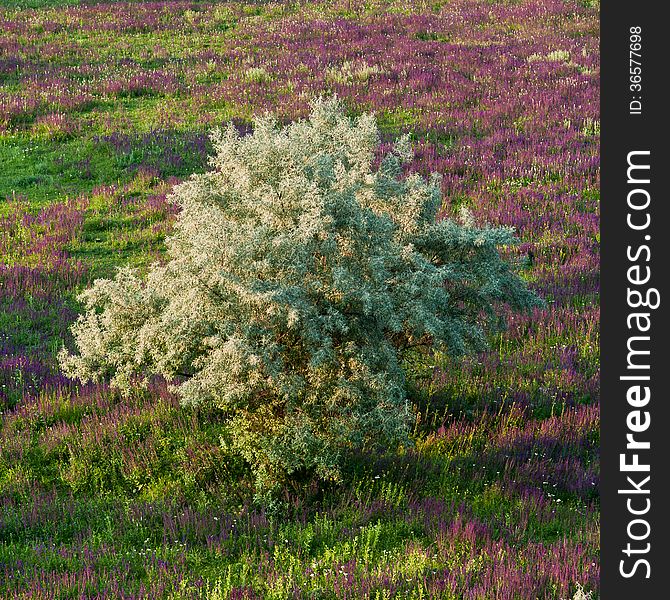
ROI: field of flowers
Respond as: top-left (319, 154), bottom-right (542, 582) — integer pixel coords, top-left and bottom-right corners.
top-left (0, 0), bottom-right (599, 598)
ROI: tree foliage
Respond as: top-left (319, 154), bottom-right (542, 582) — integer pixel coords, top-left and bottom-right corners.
top-left (60, 98), bottom-right (542, 490)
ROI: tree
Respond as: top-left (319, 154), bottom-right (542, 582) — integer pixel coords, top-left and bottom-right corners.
top-left (60, 98), bottom-right (542, 490)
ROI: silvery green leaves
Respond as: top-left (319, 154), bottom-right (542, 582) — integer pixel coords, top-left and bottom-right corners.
top-left (60, 97), bottom-right (542, 490)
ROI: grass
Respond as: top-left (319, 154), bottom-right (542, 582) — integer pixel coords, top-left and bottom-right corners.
top-left (0, 0), bottom-right (599, 597)
top-left (0, 136), bottom-right (121, 206)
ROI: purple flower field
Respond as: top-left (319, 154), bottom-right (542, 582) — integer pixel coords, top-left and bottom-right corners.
top-left (0, 1), bottom-right (599, 598)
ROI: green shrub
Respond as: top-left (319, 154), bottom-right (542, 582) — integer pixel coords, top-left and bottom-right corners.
top-left (60, 98), bottom-right (541, 491)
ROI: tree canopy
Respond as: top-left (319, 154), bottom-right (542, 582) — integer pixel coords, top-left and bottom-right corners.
top-left (60, 98), bottom-right (542, 490)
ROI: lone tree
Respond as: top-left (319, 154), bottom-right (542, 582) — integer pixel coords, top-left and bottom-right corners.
top-left (60, 98), bottom-right (542, 490)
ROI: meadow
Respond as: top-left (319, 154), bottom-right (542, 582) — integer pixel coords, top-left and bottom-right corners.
top-left (0, 1), bottom-right (599, 598)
